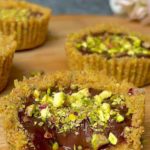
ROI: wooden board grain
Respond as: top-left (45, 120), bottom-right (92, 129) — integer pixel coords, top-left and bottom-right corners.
top-left (0, 15), bottom-right (150, 149)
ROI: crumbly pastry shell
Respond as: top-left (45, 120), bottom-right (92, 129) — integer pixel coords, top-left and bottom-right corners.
top-left (0, 71), bottom-right (144, 150)
top-left (0, 33), bottom-right (16, 92)
top-left (65, 24), bottom-right (150, 87)
top-left (0, 0), bottom-right (51, 51)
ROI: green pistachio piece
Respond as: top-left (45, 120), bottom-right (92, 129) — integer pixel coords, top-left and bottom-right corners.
top-left (123, 42), bottom-right (131, 50)
top-left (101, 103), bottom-right (110, 113)
top-left (25, 104), bottom-right (35, 117)
top-left (116, 114), bottom-right (124, 122)
top-left (87, 36), bottom-right (95, 45)
top-left (53, 92), bottom-right (65, 108)
top-left (99, 110), bottom-right (105, 122)
top-left (112, 97), bottom-right (122, 105)
top-left (68, 114), bottom-right (77, 121)
top-left (143, 50), bottom-right (150, 55)
top-left (33, 90), bottom-right (40, 98)
top-left (71, 100), bottom-right (83, 108)
top-left (110, 110), bottom-right (117, 116)
top-left (99, 91), bottom-right (112, 100)
top-left (98, 103), bottom-right (111, 123)
top-left (94, 91), bottom-right (112, 105)
top-left (108, 132), bottom-right (118, 145)
top-left (81, 42), bottom-right (87, 48)
top-left (91, 134), bottom-right (109, 150)
top-left (89, 112), bottom-right (99, 123)
top-left (127, 50), bottom-right (135, 56)
top-left (133, 37), bottom-right (141, 47)
top-left (78, 88), bottom-right (90, 97)
top-left (70, 84), bottom-right (78, 90)
top-left (109, 48), bottom-right (118, 55)
top-left (70, 88), bottom-right (90, 108)
top-left (41, 95), bottom-right (53, 104)
top-left (94, 95), bottom-right (103, 105)
top-left (100, 43), bottom-right (107, 50)
top-left (52, 142), bottom-right (59, 150)
top-left (99, 109), bottom-right (110, 123)
top-left (40, 107), bottom-right (51, 121)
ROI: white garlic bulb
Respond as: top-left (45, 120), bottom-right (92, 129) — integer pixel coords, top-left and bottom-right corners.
top-left (109, 0), bottom-right (135, 15)
top-left (109, 0), bottom-right (149, 24)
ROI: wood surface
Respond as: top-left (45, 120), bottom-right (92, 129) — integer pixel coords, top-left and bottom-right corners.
top-left (0, 15), bottom-right (150, 150)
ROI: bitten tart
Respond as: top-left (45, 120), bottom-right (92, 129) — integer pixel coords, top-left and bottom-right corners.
top-left (66, 24), bottom-right (150, 87)
top-left (0, 0), bottom-right (51, 51)
top-left (1, 71), bottom-right (144, 150)
top-left (0, 32), bottom-right (16, 92)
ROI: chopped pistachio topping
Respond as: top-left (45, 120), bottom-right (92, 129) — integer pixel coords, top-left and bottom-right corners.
top-left (116, 114), bottom-right (124, 123)
top-left (0, 8), bottom-right (31, 21)
top-left (91, 134), bottom-right (109, 150)
top-left (108, 132), bottom-right (118, 145)
top-left (22, 86), bottom-right (132, 147)
top-left (76, 33), bottom-right (150, 57)
top-left (94, 90), bottom-right (112, 105)
top-left (40, 107), bottom-right (51, 121)
top-left (69, 114), bottom-right (77, 121)
top-left (33, 90), bottom-right (40, 98)
top-left (53, 92), bottom-right (65, 108)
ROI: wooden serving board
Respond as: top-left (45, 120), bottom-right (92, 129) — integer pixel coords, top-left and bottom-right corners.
top-left (0, 15), bottom-right (150, 150)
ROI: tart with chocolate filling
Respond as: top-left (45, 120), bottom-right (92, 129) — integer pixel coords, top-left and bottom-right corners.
top-left (66, 24), bottom-right (150, 87)
top-left (0, 32), bottom-right (16, 92)
top-left (0, 0), bottom-right (51, 51)
top-left (1, 71), bottom-right (144, 150)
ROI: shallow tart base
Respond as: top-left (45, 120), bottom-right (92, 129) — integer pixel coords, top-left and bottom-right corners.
top-left (0, 71), bottom-right (144, 150)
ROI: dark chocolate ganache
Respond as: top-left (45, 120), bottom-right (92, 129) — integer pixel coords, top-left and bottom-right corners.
top-left (76, 32), bottom-right (150, 58)
top-left (0, 8), bottom-right (42, 21)
top-left (18, 86), bottom-right (132, 150)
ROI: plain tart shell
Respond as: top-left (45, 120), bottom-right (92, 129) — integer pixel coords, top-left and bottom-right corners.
top-left (0, 71), bottom-right (144, 150)
top-left (65, 24), bottom-right (150, 87)
top-left (0, 32), bottom-right (16, 92)
top-left (0, 0), bottom-right (51, 51)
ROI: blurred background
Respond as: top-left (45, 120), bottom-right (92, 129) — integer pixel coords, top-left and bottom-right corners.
top-left (27, 0), bottom-right (149, 25)
top-left (28, 0), bottom-right (113, 15)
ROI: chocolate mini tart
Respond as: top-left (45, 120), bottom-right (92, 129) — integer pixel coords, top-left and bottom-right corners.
top-left (0, 0), bottom-right (51, 51)
top-left (0, 32), bottom-right (16, 92)
top-left (66, 24), bottom-right (150, 87)
top-left (1, 71), bottom-right (144, 150)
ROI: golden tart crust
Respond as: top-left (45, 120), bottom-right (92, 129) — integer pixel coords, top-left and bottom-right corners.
top-left (0, 71), bottom-right (144, 150)
top-left (0, 0), bottom-right (51, 51)
top-left (66, 24), bottom-right (150, 87)
top-left (0, 32), bottom-right (16, 92)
